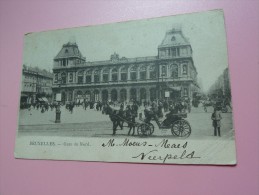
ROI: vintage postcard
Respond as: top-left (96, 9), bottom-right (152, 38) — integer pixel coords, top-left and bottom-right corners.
top-left (15, 9), bottom-right (236, 165)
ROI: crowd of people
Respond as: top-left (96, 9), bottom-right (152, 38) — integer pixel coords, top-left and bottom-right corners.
top-left (20, 95), bottom-right (231, 137)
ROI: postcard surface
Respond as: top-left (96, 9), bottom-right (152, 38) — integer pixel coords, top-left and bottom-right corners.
top-left (15, 9), bottom-right (236, 165)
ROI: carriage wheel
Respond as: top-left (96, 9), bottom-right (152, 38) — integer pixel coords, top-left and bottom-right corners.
top-left (137, 123), bottom-right (152, 136)
top-left (171, 120), bottom-right (191, 138)
top-left (149, 123), bottom-right (155, 135)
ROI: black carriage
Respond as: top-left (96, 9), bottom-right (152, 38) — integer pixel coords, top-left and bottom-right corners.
top-left (137, 110), bottom-right (192, 138)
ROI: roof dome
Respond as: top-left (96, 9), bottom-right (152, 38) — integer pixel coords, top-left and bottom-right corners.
top-left (54, 42), bottom-right (86, 61)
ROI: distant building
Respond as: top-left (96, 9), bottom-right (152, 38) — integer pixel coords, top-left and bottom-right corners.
top-left (21, 65), bottom-right (53, 104)
top-left (208, 68), bottom-right (231, 99)
top-left (52, 27), bottom-right (199, 103)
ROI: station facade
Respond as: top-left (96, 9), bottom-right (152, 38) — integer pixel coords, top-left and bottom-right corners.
top-left (52, 27), bottom-right (200, 103)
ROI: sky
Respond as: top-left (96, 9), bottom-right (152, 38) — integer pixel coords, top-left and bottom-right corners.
top-left (23, 9), bottom-right (229, 92)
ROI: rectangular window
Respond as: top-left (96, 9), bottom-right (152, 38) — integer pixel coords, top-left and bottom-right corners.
top-left (62, 59), bottom-right (66, 66)
top-left (172, 48), bottom-right (177, 57)
top-left (121, 73), bottom-right (127, 81)
top-left (177, 48), bottom-right (180, 56)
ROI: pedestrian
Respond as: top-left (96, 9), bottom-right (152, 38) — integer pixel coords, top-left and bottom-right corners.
top-left (127, 106), bottom-right (136, 136)
top-left (211, 107), bottom-right (222, 136)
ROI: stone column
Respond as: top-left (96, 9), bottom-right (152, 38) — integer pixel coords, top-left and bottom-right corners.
top-left (167, 65), bottom-right (170, 78)
top-left (146, 87), bottom-right (150, 101)
top-left (108, 89), bottom-right (111, 102)
top-left (126, 88), bottom-right (130, 102)
top-left (179, 64), bottom-right (182, 77)
top-left (117, 88), bottom-right (120, 102)
top-left (99, 89), bottom-right (102, 102)
top-left (136, 88), bottom-right (140, 101)
top-left (91, 71), bottom-right (94, 83)
top-left (109, 69), bottom-right (112, 82)
top-left (118, 68), bottom-right (121, 81)
top-left (127, 67), bottom-right (131, 81)
top-left (100, 69), bottom-right (103, 82)
top-left (74, 72), bottom-right (77, 83)
top-left (83, 70), bottom-right (86, 83)
top-left (146, 66), bottom-right (150, 80)
top-left (137, 66), bottom-right (140, 80)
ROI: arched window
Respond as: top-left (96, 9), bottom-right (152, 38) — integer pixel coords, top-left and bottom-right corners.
top-left (102, 69), bottom-right (109, 83)
top-left (94, 70), bottom-right (100, 83)
top-left (171, 64), bottom-right (178, 79)
top-left (130, 66), bottom-right (137, 81)
top-left (85, 70), bottom-right (92, 83)
top-left (77, 71), bottom-right (84, 84)
top-left (61, 72), bottom-right (66, 84)
top-left (149, 65), bottom-right (157, 79)
top-left (182, 64), bottom-right (188, 75)
top-left (161, 65), bottom-right (167, 77)
top-left (139, 66), bottom-right (147, 80)
top-left (112, 68), bottom-right (118, 82)
top-left (120, 67), bottom-right (127, 81)
top-left (54, 74), bottom-right (58, 83)
top-left (68, 72), bottom-right (73, 82)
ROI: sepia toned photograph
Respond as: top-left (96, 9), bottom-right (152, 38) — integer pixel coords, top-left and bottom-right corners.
top-left (15, 9), bottom-right (236, 165)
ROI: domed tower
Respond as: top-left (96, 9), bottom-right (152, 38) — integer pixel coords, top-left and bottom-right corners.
top-left (157, 26), bottom-right (199, 100)
top-left (53, 42), bottom-right (86, 67)
top-left (158, 26), bottom-right (192, 59)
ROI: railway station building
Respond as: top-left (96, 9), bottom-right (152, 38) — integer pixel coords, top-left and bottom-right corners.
top-left (52, 27), bottom-right (200, 103)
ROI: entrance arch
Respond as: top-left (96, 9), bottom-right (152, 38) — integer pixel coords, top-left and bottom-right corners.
top-left (120, 89), bottom-right (127, 102)
top-left (93, 90), bottom-right (99, 102)
top-left (102, 90), bottom-right (108, 102)
top-left (111, 89), bottom-right (118, 102)
top-left (130, 88), bottom-right (137, 101)
top-left (85, 91), bottom-right (91, 101)
top-left (140, 88), bottom-right (146, 101)
top-left (150, 88), bottom-right (157, 101)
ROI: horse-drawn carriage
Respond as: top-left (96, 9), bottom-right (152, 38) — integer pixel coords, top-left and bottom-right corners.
top-left (137, 110), bottom-right (192, 138)
top-left (107, 105), bottom-right (192, 138)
